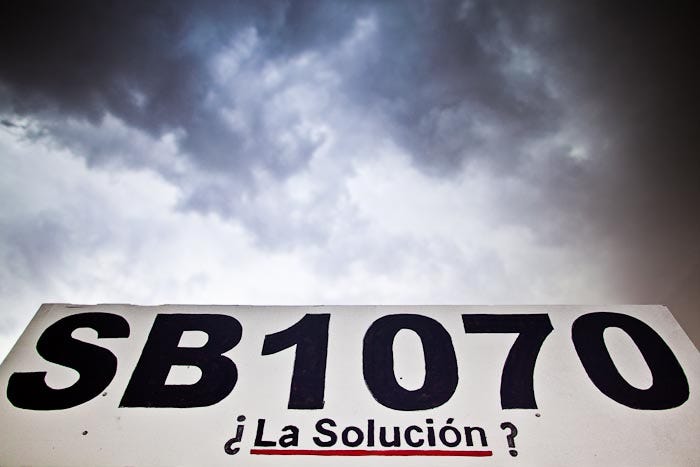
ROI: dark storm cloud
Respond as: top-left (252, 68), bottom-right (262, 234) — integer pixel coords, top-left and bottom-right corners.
top-left (506, 1), bottom-right (700, 335)
top-left (0, 1), bottom-right (564, 179)
top-left (343, 1), bottom-right (562, 175)
top-left (2, 1), bottom-right (696, 178)
top-left (572, 2), bottom-right (699, 336)
top-left (0, 0), bottom-right (361, 178)
top-left (521, 2), bottom-right (700, 304)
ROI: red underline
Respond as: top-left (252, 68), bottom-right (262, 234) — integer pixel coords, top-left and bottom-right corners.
top-left (250, 448), bottom-right (493, 457)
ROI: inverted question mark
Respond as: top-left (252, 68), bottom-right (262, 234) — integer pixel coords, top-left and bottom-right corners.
top-left (500, 421), bottom-right (518, 457)
top-left (224, 415), bottom-right (246, 455)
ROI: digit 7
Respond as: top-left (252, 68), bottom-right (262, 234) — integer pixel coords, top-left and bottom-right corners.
top-left (462, 314), bottom-right (553, 409)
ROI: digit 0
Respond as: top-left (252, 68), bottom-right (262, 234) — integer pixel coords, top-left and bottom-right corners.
top-left (572, 312), bottom-right (689, 409)
top-left (362, 314), bottom-right (458, 411)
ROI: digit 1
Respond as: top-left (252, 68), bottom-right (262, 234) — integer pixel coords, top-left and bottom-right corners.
top-left (572, 312), bottom-right (689, 409)
top-left (261, 314), bottom-right (330, 409)
top-left (462, 314), bottom-right (553, 409)
top-left (363, 314), bottom-right (459, 411)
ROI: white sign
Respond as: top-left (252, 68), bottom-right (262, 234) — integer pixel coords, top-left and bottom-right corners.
top-left (0, 304), bottom-right (698, 466)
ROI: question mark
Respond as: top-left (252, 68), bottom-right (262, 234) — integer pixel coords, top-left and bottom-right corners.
top-left (500, 422), bottom-right (518, 457)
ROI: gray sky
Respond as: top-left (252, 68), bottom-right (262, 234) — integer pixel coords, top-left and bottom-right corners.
top-left (1, 0), bottom-right (698, 359)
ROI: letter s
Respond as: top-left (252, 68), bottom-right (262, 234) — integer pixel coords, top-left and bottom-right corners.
top-left (7, 312), bottom-right (130, 410)
top-left (313, 418), bottom-right (338, 447)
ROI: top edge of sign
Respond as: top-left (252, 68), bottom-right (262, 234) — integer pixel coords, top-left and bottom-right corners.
top-left (36, 302), bottom-right (675, 309)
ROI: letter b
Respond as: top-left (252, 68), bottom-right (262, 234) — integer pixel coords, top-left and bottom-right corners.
top-left (120, 314), bottom-right (242, 408)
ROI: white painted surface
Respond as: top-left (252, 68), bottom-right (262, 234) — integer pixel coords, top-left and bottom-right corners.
top-left (0, 304), bottom-right (698, 466)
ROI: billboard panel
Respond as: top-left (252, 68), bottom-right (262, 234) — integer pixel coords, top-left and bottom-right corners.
top-left (0, 304), bottom-right (698, 466)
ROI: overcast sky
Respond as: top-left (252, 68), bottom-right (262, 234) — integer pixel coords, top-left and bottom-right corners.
top-left (1, 0), bottom-right (698, 360)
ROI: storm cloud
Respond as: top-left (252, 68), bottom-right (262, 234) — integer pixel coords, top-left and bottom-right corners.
top-left (0, 0), bottom-right (698, 351)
